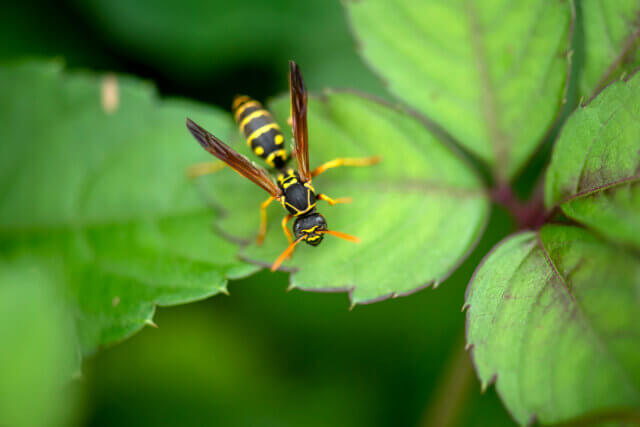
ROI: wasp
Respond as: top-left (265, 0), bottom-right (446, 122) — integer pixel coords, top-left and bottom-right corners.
top-left (186, 61), bottom-right (380, 271)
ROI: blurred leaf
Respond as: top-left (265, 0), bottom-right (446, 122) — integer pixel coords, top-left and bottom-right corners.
top-left (0, 61), bottom-right (257, 357)
top-left (0, 257), bottom-right (78, 427)
top-left (0, 3), bottom-right (114, 69)
top-left (419, 338), bottom-right (515, 427)
top-left (84, 301), bottom-right (378, 427)
top-left (465, 225), bottom-right (640, 425)
top-left (198, 91), bottom-right (489, 304)
top-left (545, 72), bottom-right (640, 250)
top-left (578, 0), bottom-right (640, 100)
top-left (69, 0), bottom-right (386, 97)
top-left (346, 0), bottom-right (573, 180)
top-left (84, 206), bottom-right (515, 427)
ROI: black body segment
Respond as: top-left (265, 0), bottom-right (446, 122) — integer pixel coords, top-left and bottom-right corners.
top-left (277, 169), bottom-right (317, 216)
top-left (233, 95), bottom-right (288, 169)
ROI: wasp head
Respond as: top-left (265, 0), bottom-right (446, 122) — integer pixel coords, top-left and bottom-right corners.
top-left (293, 213), bottom-right (327, 246)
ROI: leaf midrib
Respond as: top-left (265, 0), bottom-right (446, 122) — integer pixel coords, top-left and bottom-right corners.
top-left (561, 174), bottom-right (640, 206)
top-left (465, 0), bottom-right (507, 174)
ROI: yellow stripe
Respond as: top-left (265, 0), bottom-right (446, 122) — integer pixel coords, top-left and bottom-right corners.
top-left (234, 100), bottom-right (261, 121)
top-left (290, 202), bottom-right (316, 217)
top-left (248, 124), bottom-right (279, 144)
top-left (304, 182), bottom-right (316, 193)
top-left (239, 109), bottom-right (270, 132)
top-left (232, 95), bottom-right (250, 110)
top-left (282, 178), bottom-right (298, 189)
top-left (266, 149), bottom-right (286, 167)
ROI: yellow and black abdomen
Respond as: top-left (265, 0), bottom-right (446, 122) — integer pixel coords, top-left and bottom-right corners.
top-left (233, 95), bottom-right (288, 169)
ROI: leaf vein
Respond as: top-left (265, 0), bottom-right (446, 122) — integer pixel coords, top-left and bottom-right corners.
top-left (536, 232), bottom-right (640, 399)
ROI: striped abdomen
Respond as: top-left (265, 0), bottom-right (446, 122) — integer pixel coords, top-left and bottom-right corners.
top-left (232, 95), bottom-right (288, 169)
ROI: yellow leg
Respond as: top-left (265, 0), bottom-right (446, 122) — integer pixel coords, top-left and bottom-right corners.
top-left (281, 214), bottom-right (293, 244)
top-left (257, 196), bottom-right (275, 245)
top-left (317, 193), bottom-right (352, 206)
top-left (311, 156), bottom-right (381, 177)
top-left (187, 161), bottom-right (225, 179)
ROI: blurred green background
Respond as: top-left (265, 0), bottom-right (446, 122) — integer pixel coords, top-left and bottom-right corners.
top-left (1, 0), bottom-right (516, 425)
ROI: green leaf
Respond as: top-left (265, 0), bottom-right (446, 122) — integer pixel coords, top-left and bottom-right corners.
top-left (465, 225), bottom-right (640, 425)
top-left (345, 0), bottom-right (573, 179)
top-left (0, 3), bottom-right (116, 71)
top-left (68, 0), bottom-right (385, 96)
top-left (199, 91), bottom-right (489, 305)
top-left (0, 61), bottom-right (257, 356)
top-left (545, 72), bottom-right (640, 250)
top-left (579, 0), bottom-right (640, 100)
top-left (0, 257), bottom-right (78, 427)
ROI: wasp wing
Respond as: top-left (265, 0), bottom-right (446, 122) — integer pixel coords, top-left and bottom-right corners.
top-left (186, 118), bottom-right (282, 197)
top-left (289, 61), bottom-right (311, 182)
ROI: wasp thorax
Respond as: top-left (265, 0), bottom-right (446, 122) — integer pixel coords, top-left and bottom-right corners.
top-left (293, 213), bottom-right (327, 246)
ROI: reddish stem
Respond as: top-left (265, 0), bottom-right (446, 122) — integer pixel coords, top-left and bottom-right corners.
top-left (491, 182), bottom-right (547, 230)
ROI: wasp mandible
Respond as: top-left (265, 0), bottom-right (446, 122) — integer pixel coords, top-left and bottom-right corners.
top-left (186, 61), bottom-right (381, 271)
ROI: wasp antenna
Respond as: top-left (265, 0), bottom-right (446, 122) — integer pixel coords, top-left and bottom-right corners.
top-left (271, 236), bottom-right (305, 272)
top-left (320, 230), bottom-right (360, 243)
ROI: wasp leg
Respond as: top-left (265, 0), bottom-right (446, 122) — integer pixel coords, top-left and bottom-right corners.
top-left (187, 161), bottom-right (226, 179)
top-left (257, 196), bottom-right (276, 245)
top-left (317, 193), bottom-right (352, 206)
top-left (281, 214), bottom-right (294, 244)
top-left (311, 156), bottom-right (381, 177)
top-left (281, 215), bottom-right (295, 263)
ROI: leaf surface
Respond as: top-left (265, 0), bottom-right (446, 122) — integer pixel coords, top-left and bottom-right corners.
top-left (346, 0), bottom-right (573, 179)
top-left (579, 0), bottom-right (640, 100)
top-left (199, 91), bottom-right (489, 304)
top-left (465, 225), bottom-right (640, 425)
top-left (0, 257), bottom-right (78, 427)
top-left (545, 72), bottom-right (640, 249)
top-left (0, 61), bottom-right (257, 356)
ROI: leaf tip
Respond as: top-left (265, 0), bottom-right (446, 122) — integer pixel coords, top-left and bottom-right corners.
top-left (144, 319), bottom-right (158, 329)
top-left (480, 373), bottom-right (498, 394)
